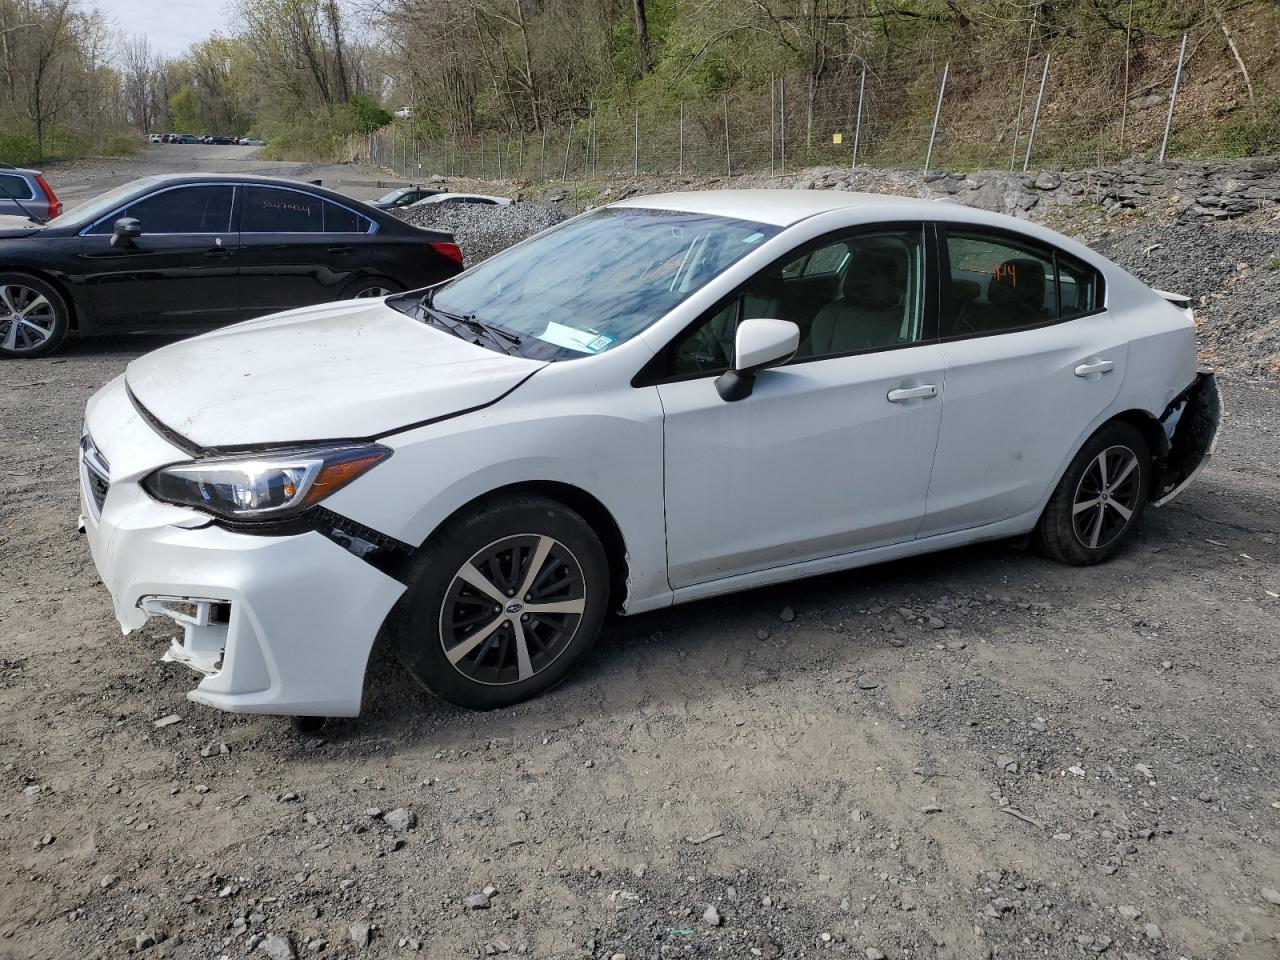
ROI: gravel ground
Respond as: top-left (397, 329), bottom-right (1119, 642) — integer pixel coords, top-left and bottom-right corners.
top-left (1, 156), bottom-right (1279, 960)
top-left (395, 201), bottom-right (564, 262)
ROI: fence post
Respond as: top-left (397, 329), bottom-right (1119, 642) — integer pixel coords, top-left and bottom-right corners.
top-left (540, 126), bottom-right (548, 181)
top-left (923, 61), bottom-right (949, 173)
top-left (678, 101), bottom-right (684, 174)
top-left (496, 134), bottom-right (503, 179)
top-left (634, 106), bottom-right (640, 177)
top-left (852, 65), bottom-right (865, 168)
top-left (1159, 33), bottom-right (1188, 164)
top-left (1022, 52), bottom-right (1050, 173)
top-left (780, 75), bottom-right (786, 173)
top-left (723, 94), bottom-right (732, 178)
top-left (561, 121), bottom-right (575, 180)
top-left (589, 104), bottom-right (597, 178)
top-left (769, 74), bottom-right (776, 176)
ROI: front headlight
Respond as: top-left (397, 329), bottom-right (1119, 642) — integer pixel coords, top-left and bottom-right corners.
top-left (141, 444), bottom-right (391, 520)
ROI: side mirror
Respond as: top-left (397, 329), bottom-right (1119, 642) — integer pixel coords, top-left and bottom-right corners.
top-left (715, 317), bottom-right (800, 402)
top-left (111, 217), bottom-right (142, 248)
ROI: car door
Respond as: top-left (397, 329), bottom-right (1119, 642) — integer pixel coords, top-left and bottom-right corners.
top-left (238, 185), bottom-right (375, 315)
top-left (79, 183), bottom-right (239, 329)
top-left (654, 225), bottom-right (946, 589)
top-left (918, 226), bottom-right (1126, 537)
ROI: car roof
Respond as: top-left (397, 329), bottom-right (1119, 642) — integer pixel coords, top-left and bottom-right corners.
top-left (425, 192), bottom-right (508, 202)
top-left (611, 189), bottom-right (965, 226)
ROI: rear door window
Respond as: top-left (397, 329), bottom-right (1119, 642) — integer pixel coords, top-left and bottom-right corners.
top-left (241, 187), bottom-right (324, 233)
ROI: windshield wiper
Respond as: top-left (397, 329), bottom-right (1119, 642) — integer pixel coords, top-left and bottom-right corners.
top-left (418, 297), bottom-right (523, 354)
top-left (6, 194), bottom-right (47, 225)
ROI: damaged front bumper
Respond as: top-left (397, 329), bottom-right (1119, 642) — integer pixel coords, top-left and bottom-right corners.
top-left (1152, 370), bottom-right (1222, 507)
top-left (79, 377), bottom-right (406, 717)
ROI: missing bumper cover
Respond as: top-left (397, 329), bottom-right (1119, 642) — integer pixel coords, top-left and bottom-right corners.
top-left (140, 595), bottom-right (230, 676)
top-left (1152, 371), bottom-right (1222, 507)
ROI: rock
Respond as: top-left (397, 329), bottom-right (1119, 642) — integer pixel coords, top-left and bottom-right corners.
top-left (779, 606), bottom-right (795, 622)
top-left (702, 904), bottom-right (722, 926)
top-left (153, 714), bottom-right (182, 728)
top-left (756, 628), bottom-right (770, 641)
top-left (384, 807), bottom-right (416, 831)
top-left (865, 949), bottom-right (886, 960)
top-left (1118, 905), bottom-right (1141, 921)
top-left (1143, 923), bottom-right (1161, 941)
top-left (632, 863), bottom-right (647, 878)
top-left (583, 759), bottom-right (594, 768)
top-left (857, 675), bottom-right (880, 690)
top-left (260, 934), bottom-right (298, 960)
top-left (1033, 171), bottom-right (1062, 190)
top-left (101, 874), bottom-right (120, 889)
top-left (464, 893), bottom-right (491, 910)
top-left (349, 922), bottom-right (371, 948)
top-left (135, 931), bottom-right (160, 950)
top-left (921, 803), bottom-right (943, 814)
top-left (1262, 887), bottom-right (1280, 905)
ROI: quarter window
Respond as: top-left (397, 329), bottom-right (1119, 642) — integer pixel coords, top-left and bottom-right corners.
top-left (89, 185), bottom-right (234, 234)
top-left (0, 174), bottom-right (33, 200)
top-left (1057, 251), bottom-right (1100, 318)
top-left (241, 187), bottom-right (324, 233)
top-left (322, 201), bottom-right (370, 233)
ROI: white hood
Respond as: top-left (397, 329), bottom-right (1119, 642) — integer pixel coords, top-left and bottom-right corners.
top-left (125, 299), bottom-right (545, 448)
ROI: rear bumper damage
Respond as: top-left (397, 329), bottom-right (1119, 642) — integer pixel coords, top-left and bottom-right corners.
top-left (1152, 370), bottom-right (1221, 507)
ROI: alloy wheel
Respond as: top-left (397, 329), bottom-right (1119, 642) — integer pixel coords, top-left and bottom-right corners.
top-left (354, 286), bottom-right (392, 298)
top-left (1072, 444), bottom-right (1142, 550)
top-left (439, 534), bottom-right (587, 686)
top-left (0, 283), bottom-right (56, 353)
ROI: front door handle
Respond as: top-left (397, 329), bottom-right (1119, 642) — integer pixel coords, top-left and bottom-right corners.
top-left (204, 246), bottom-right (233, 258)
top-left (328, 244), bottom-right (354, 255)
top-left (887, 384), bottom-right (938, 403)
top-left (1074, 359), bottom-right (1115, 377)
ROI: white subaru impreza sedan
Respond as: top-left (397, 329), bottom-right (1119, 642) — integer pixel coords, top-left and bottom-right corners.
top-left (80, 190), bottom-right (1219, 719)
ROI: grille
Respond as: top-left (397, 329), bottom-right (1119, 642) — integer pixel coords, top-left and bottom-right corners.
top-left (81, 434), bottom-right (110, 515)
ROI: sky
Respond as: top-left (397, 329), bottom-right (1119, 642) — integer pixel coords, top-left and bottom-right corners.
top-left (95, 0), bottom-right (232, 57)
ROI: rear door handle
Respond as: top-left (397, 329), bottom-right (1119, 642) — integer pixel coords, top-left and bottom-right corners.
top-left (204, 246), bottom-right (233, 258)
top-left (887, 384), bottom-right (938, 403)
top-left (1074, 359), bottom-right (1114, 377)
top-left (328, 244), bottom-right (354, 255)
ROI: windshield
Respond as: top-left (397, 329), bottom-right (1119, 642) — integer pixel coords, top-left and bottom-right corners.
top-left (376, 189), bottom-right (408, 203)
top-left (396, 207), bottom-right (778, 358)
top-left (44, 179), bottom-right (160, 228)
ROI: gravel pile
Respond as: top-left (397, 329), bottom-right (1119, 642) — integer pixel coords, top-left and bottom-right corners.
top-left (394, 200), bottom-right (566, 263)
top-left (1086, 220), bottom-right (1280, 379)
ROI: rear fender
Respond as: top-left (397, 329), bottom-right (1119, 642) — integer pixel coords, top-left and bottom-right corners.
top-left (1151, 371), bottom-right (1221, 506)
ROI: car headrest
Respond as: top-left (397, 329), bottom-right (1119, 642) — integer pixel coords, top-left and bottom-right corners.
top-left (842, 248), bottom-right (904, 309)
top-left (989, 257), bottom-right (1045, 312)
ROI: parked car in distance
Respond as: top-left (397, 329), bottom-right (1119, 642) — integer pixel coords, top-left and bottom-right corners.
top-left (370, 185), bottom-right (446, 210)
top-left (172, 134), bottom-right (199, 144)
top-left (147, 133), bottom-right (163, 144)
top-left (202, 135), bottom-right (238, 145)
top-left (78, 189), bottom-right (1219, 721)
top-left (0, 164), bottom-right (61, 221)
top-left (409, 192), bottom-right (512, 208)
top-left (238, 138), bottom-right (266, 146)
top-left (0, 173), bottom-right (464, 357)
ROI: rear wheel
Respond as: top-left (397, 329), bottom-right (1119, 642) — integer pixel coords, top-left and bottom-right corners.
top-left (391, 496), bottom-right (609, 710)
top-left (0, 273), bottom-right (69, 358)
top-left (346, 277), bottom-right (402, 300)
top-left (1036, 421), bottom-right (1150, 565)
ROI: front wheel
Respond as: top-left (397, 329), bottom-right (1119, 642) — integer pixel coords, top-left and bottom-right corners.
top-left (0, 273), bottom-right (70, 358)
top-left (1036, 421), bottom-right (1151, 565)
top-left (345, 277), bottom-right (402, 300)
top-left (390, 496), bottom-right (610, 710)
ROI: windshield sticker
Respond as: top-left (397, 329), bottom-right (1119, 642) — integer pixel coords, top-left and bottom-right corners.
top-left (538, 321), bottom-right (613, 354)
top-left (744, 232), bottom-right (765, 244)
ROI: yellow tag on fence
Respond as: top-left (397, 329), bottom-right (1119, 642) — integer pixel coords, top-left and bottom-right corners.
top-left (832, 132), bottom-right (844, 144)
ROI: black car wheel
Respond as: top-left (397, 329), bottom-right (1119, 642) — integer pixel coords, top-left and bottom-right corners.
top-left (390, 495), bottom-right (610, 710)
top-left (0, 272), bottom-right (70, 359)
top-left (1035, 421), bottom-right (1151, 565)
top-left (345, 278), bottom-right (403, 300)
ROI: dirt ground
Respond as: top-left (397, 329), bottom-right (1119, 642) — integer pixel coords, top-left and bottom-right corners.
top-left (1, 151), bottom-right (1279, 960)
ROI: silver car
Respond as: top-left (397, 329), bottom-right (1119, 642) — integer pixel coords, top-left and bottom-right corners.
top-left (0, 164), bottom-right (61, 221)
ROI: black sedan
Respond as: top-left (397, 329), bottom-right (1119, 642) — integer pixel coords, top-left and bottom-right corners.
top-left (369, 186), bottom-right (446, 210)
top-left (0, 173), bottom-right (464, 357)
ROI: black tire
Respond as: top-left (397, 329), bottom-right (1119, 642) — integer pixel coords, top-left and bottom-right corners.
top-left (0, 272), bottom-right (70, 358)
top-left (390, 495), bottom-right (610, 710)
top-left (1035, 420), bottom-right (1151, 566)
top-left (344, 277), bottom-right (402, 300)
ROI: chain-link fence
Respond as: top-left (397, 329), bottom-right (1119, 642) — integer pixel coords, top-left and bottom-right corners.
top-left (356, 29), bottom-right (1275, 183)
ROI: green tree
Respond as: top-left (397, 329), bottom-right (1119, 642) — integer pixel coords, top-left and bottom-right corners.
top-left (347, 93), bottom-right (391, 133)
top-left (168, 83), bottom-right (201, 132)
